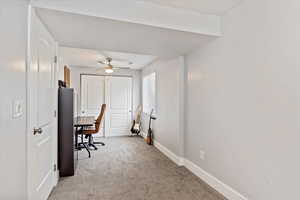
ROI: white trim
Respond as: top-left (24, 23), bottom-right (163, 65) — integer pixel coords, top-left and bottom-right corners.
top-left (26, 5), bottom-right (32, 198)
top-left (108, 134), bottom-right (132, 137)
top-left (178, 56), bottom-right (185, 159)
top-left (183, 159), bottom-right (248, 200)
top-left (153, 140), bottom-right (184, 166)
top-left (147, 137), bottom-right (248, 200)
top-left (140, 131), bottom-right (183, 165)
top-left (53, 41), bottom-right (59, 188)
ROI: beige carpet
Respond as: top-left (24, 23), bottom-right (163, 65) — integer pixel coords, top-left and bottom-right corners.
top-left (49, 136), bottom-right (226, 200)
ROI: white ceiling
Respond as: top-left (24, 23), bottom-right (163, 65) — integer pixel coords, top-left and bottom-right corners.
top-left (60, 47), bottom-right (157, 69)
top-left (136, 0), bottom-right (242, 15)
top-left (37, 8), bottom-right (215, 57)
top-left (31, 0), bottom-right (222, 35)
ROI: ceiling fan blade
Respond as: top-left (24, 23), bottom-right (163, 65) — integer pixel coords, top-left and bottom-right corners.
top-left (98, 61), bottom-right (106, 65)
top-left (96, 65), bottom-right (106, 68)
top-left (111, 58), bottom-right (132, 65)
top-left (114, 67), bottom-right (131, 70)
top-left (111, 61), bottom-right (132, 67)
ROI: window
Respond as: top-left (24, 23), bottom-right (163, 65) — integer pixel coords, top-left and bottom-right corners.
top-left (143, 72), bottom-right (156, 114)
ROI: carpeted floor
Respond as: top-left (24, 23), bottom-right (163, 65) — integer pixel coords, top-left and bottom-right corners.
top-left (49, 136), bottom-right (226, 200)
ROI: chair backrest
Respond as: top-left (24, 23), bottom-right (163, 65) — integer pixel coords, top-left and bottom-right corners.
top-left (95, 104), bottom-right (106, 132)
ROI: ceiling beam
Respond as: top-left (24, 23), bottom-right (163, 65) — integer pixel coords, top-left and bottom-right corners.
top-left (31, 0), bottom-right (222, 36)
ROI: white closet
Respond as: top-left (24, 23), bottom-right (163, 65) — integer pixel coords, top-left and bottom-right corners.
top-left (81, 75), bottom-right (132, 137)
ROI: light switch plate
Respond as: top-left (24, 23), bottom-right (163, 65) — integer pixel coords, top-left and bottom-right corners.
top-left (12, 100), bottom-right (23, 119)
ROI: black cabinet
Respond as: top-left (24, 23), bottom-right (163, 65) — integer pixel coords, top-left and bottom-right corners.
top-left (58, 88), bottom-right (77, 177)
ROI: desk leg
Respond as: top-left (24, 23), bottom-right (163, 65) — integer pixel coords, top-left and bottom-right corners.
top-left (75, 127), bottom-right (78, 150)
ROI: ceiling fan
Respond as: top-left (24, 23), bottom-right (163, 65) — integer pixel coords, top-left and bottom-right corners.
top-left (97, 57), bottom-right (131, 73)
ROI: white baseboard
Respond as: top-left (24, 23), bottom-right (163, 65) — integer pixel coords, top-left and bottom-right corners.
top-left (184, 159), bottom-right (248, 200)
top-left (107, 134), bottom-right (132, 137)
top-left (144, 136), bottom-right (248, 200)
top-left (140, 132), bottom-right (183, 165)
top-left (153, 140), bottom-right (184, 166)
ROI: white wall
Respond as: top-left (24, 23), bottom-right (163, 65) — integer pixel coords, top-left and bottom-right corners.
top-left (185, 0), bottom-right (300, 199)
top-left (0, 0), bottom-right (28, 199)
top-left (141, 57), bottom-right (184, 157)
top-left (69, 67), bottom-right (141, 117)
top-left (57, 56), bottom-right (64, 82)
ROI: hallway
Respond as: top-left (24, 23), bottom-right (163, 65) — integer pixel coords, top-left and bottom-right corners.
top-left (49, 137), bottom-right (226, 200)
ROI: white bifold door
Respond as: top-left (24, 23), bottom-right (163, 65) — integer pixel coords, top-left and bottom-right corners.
top-left (105, 76), bottom-right (132, 136)
top-left (27, 10), bottom-right (57, 200)
top-left (81, 75), bottom-right (105, 137)
top-left (81, 75), bottom-right (132, 137)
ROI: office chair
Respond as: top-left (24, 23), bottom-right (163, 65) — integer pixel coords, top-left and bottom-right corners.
top-left (83, 104), bottom-right (106, 150)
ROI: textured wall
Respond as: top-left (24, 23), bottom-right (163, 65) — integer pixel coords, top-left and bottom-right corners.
top-left (185, 0), bottom-right (300, 199)
top-left (141, 57), bottom-right (184, 157)
top-left (0, 0), bottom-right (28, 199)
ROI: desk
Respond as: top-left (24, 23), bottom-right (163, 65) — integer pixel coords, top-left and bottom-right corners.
top-left (74, 116), bottom-right (95, 158)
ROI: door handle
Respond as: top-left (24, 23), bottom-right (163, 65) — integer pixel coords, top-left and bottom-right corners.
top-left (33, 128), bottom-right (43, 135)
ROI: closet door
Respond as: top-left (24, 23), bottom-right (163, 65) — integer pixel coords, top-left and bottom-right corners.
top-left (105, 76), bottom-right (132, 136)
top-left (81, 75), bottom-right (105, 137)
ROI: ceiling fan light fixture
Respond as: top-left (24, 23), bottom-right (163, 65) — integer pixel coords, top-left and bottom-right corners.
top-left (105, 67), bottom-right (114, 73)
top-left (98, 57), bottom-right (132, 73)
top-left (105, 63), bottom-right (114, 73)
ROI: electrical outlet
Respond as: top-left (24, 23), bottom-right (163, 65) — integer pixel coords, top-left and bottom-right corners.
top-left (200, 150), bottom-right (205, 160)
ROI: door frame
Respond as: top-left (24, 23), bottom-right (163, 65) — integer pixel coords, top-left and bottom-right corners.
top-left (26, 6), bottom-right (59, 199)
top-left (79, 74), bottom-right (134, 137)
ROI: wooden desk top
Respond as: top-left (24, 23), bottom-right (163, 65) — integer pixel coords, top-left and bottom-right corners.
top-left (74, 116), bottom-right (95, 127)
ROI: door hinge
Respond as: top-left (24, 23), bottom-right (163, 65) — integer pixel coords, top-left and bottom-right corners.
top-left (54, 164), bottom-right (57, 172)
top-left (54, 56), bottom-right (57, 64)
top-left (54, 110), bottom-right (57, 118)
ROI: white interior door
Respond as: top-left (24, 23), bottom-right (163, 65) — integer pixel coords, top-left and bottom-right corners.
top-left (27, 10), bottom-right (56, 200)
top-left (81, 75), bottom-right (105, 136)
top-left (105, 76), bottom-right (132, 136)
